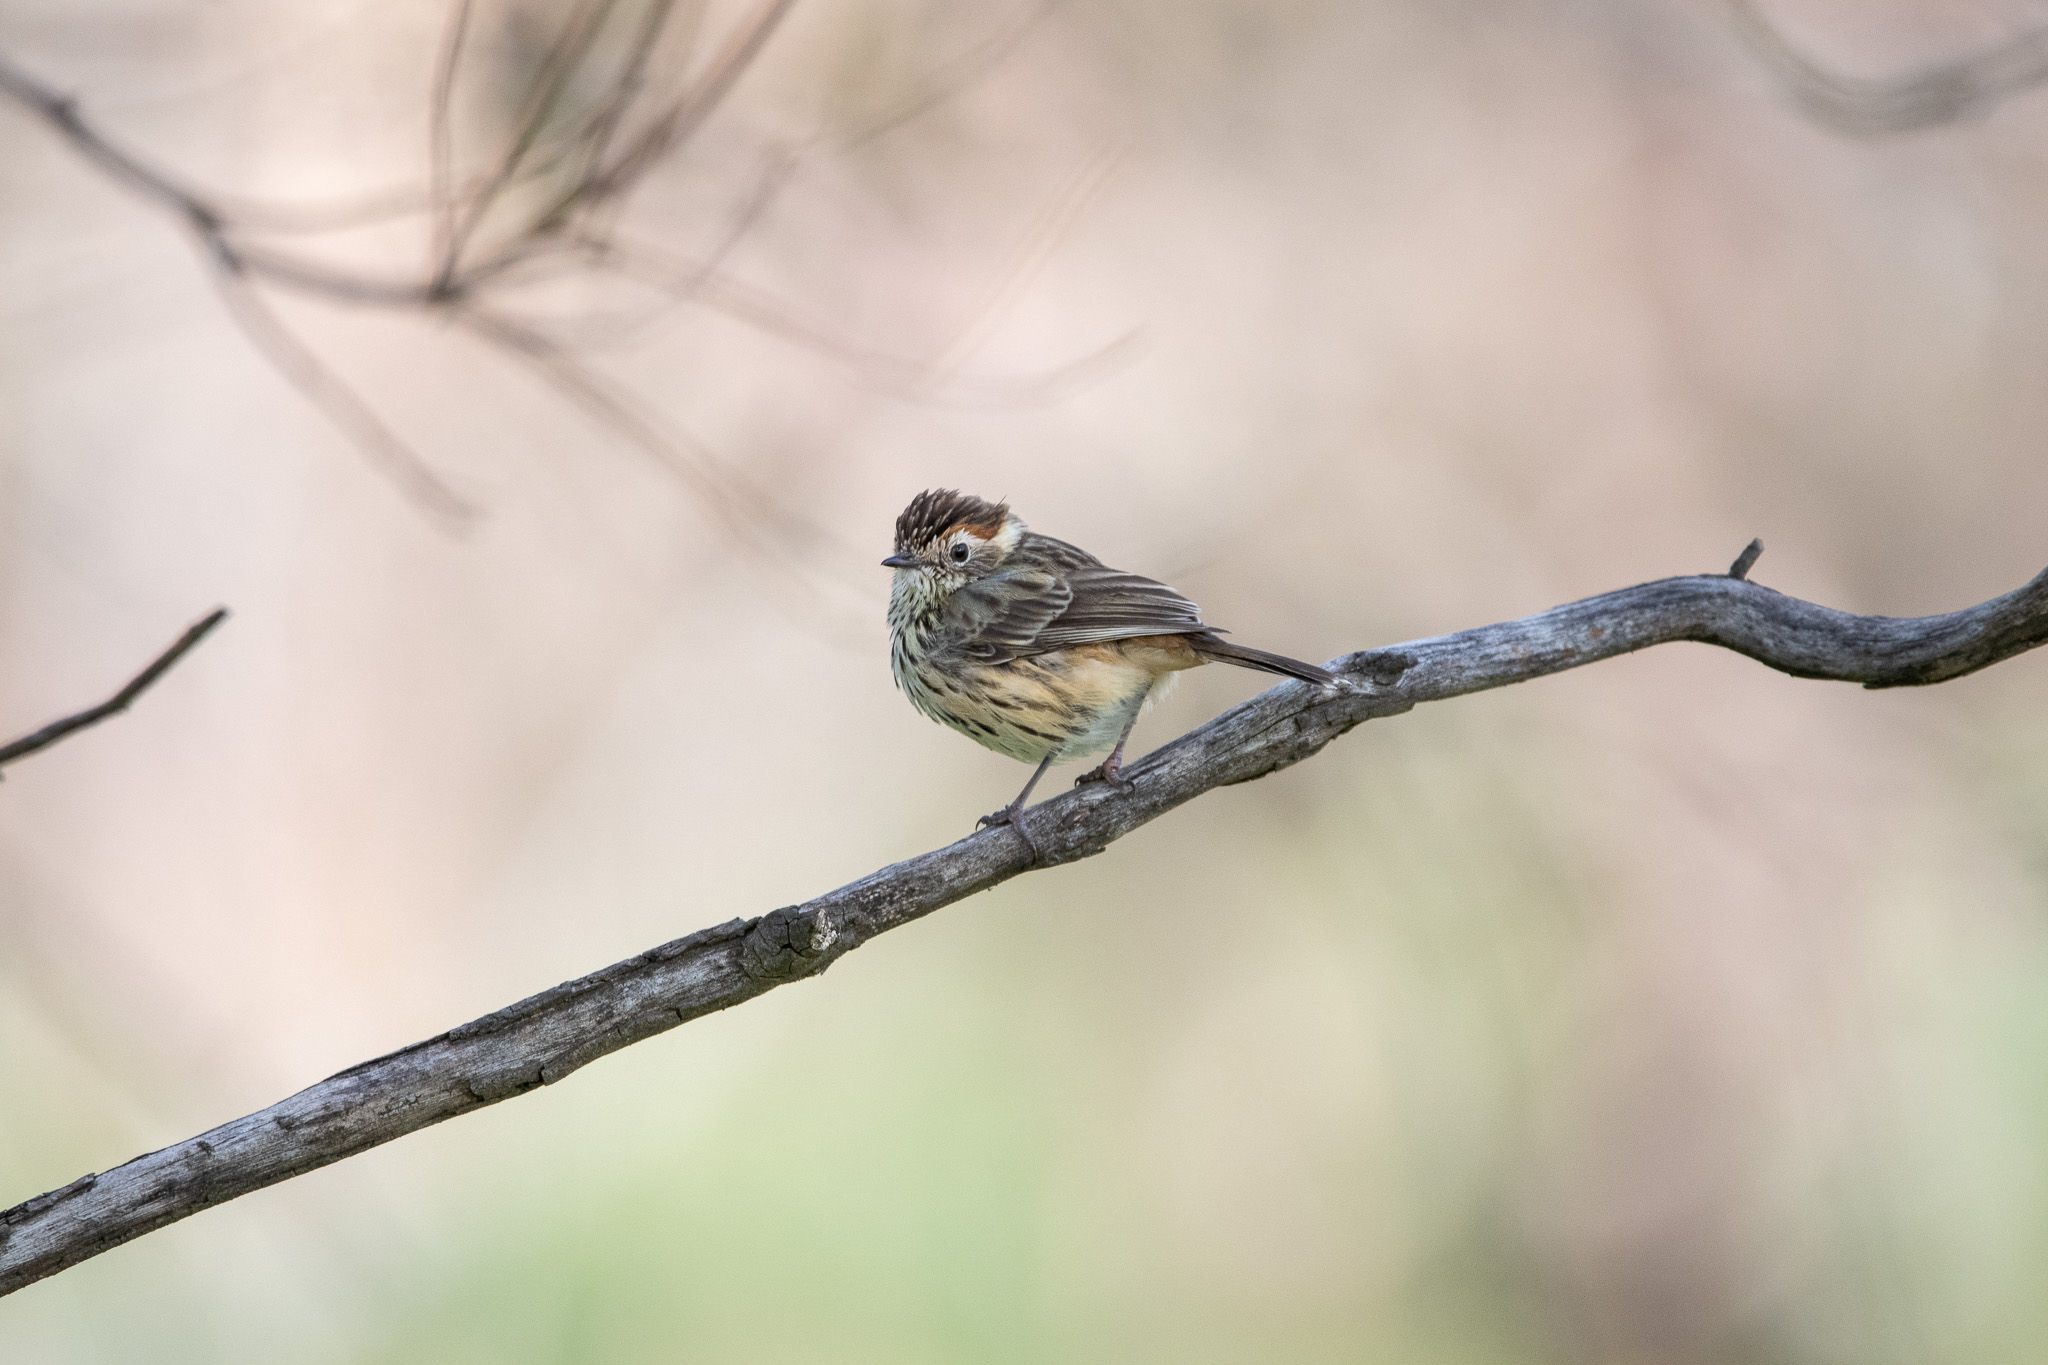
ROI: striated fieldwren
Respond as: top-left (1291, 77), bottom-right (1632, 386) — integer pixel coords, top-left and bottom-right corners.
top-left (884, 489), bottom-right (1344, 847)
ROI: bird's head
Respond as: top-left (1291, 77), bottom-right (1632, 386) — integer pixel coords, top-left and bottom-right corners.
top-left (883, 490), bottom-right (1024, 594)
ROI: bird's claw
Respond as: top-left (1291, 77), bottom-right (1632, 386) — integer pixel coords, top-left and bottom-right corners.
top-left (976, 805), bottom-right (1043, 860)
top-left (1074, 761), bottom-right (1133, 791)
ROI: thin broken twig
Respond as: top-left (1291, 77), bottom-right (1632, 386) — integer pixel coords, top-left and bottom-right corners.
top-left (0, 608), bottom-right (228, 777)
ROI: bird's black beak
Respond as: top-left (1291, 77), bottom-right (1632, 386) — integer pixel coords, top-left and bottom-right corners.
top-left (881, 553), bottom-right (916, 569)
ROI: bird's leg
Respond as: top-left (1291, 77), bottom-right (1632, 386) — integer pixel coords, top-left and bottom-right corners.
top-left (978, 755), bottom-right (1054, 856)
top-left (1075, 708), bottom-right (1144, 790)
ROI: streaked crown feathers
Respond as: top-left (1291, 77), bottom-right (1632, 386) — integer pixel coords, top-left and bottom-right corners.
top-left (893, 489), bottom-right (1013, 555)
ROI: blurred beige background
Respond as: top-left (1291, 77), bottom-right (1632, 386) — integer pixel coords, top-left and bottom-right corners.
top-left (4, 0), bottom-right (2047, 1360)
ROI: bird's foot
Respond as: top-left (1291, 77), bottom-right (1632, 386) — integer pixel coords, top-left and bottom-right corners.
top-left (976, 803), bottom-right (1043, 860)
top-left (1074, 755), bottom-right (1134, 790)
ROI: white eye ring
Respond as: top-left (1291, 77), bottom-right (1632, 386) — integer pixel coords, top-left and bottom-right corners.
top-left (950, 542), bottom-right (970, 564)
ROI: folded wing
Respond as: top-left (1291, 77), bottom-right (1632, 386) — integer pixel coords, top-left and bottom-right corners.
top-left (941, 535), bottom-right (1210, 664)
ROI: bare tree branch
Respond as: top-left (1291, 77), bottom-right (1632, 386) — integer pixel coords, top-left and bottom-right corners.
top-left (427, 0), bottom-right (477, 276)
top-left (0, 51), bottom-right (480, 518)
top-left (1729, 0), bottom-right (2048, 134)
top-left (452, 303), bottom-right (831, 554)
top-left (834, 0), bottom-right (1061, 153)
top-left (211, 275), bottom-right (480, 525)
top-left (0, 2), bottom-right (1105, 544)
top-left (0, 17), bottom-right (790, 524)
top-left (440, 0), bottom-right (625, 277)
top-left (1728, 537), bottom-right (1765, 580)
top-left (5, 556), bottom-right (2046, 1295)
top-left (452, 304), bottom-right (877, 638)
top-left (0, 609), bottom-right (228, 777)
top-left (570, 230), bottom-right (1140, 405)
top-left (542, 0), bottom-right (796, 223)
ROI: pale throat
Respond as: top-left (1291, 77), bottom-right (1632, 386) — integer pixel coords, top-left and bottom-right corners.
top-left (887, 566), bottom-right (946, 645)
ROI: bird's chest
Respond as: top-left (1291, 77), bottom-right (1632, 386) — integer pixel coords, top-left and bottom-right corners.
top-left (888, 600), bottom-right (956, 721)
top-left (892, 636), bottom-right (1158, 768)
top-left (887, 596), bottom-right (931, 683)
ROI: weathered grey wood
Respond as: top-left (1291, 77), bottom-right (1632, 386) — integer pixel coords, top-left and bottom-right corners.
top-left (4, 558), bottom-right (2045, 1296)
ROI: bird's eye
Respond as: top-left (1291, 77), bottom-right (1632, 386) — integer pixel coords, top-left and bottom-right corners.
top-left (950, 542), bottom-right (971, 564)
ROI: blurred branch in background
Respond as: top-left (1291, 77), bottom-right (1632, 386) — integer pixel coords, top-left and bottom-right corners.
top-left (5, 551), bottom-right (2046, 1296)
top-left (0, 608), bottom-right (227, 778)
top-left (0, 0), bottom-right (1098, 543)
top-left (1729, 0), bottom-right (2048, 134)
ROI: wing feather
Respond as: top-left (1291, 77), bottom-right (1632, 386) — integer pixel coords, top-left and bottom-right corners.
top-left (937, 534), bottom-right (1209, 663)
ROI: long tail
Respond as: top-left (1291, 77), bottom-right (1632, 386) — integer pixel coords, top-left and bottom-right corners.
top-left (1193, 634), bottom-right (1344, 689)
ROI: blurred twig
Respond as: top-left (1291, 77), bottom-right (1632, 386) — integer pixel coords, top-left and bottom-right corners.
top-left (7, 554), bottom-right (2048, 1293)
top-left (0, 0), bottom-right (1101, 536)
top-left (0, 53), bottom-right (480, 523)
top-left (0, 609), bottom-right (227, 778)
top-left (1730, 0), bottom-right (2048, 133)
top-left (567, 228), bottom-right (1141, 404)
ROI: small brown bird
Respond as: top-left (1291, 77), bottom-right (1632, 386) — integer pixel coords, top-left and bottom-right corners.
top-left (885, 489), bottom-right (1344, 844)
